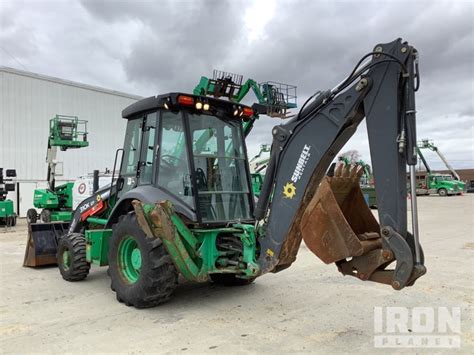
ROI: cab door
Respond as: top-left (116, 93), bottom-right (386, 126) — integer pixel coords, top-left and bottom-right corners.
top-left (138, 112), bottom-right (158, 185)
top-left (117, 112), bottom-right (157, 200)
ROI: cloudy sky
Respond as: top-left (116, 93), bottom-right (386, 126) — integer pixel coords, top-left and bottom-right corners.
top-left (1, 0), bottom-right (473, 169)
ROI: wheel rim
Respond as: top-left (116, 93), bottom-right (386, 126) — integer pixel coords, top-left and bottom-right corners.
top-left (62, 249), bottom-right (71, 271)
top-left (118, 236), bottom-right (142, 284)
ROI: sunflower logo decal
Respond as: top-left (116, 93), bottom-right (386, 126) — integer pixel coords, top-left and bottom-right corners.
top-left (283, 182), bottom-right (296, 199)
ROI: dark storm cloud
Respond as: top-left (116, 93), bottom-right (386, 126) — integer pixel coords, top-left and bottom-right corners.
top-left (80, 0), bottom-right (246, 91)
top-left (1, 0), bottom-right (473, 168)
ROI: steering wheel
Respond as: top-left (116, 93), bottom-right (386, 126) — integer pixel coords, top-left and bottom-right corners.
top-left (161, 154), bottom-right (185, 168)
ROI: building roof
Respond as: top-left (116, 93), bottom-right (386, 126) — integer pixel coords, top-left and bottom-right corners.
top-left (0, 66), bottom-right (143, 100)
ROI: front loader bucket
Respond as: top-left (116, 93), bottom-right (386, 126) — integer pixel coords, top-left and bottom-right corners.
top-left (23, 222), bottom-right (69, 267)
top-left (301, 164), bottom-right (425, 289)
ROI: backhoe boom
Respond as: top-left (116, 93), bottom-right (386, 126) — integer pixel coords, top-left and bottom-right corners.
top-left (255, 39), bottom-right (426, 289)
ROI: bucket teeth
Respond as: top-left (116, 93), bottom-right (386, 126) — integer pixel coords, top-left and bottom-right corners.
top-left (301, 164), bottom-right (380, 263)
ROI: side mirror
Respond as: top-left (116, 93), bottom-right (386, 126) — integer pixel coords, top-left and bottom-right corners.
top-left (5, 183), bottom-right (15, 192)
top-left (6, 169), bottom-right (16, 177)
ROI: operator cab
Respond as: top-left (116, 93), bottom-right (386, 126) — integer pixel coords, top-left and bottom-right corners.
top-left (118, 93), bottom-right (255, 226)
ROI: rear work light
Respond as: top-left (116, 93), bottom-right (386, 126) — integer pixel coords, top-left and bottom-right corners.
top-left (178, 95), bottom-right (194, 106)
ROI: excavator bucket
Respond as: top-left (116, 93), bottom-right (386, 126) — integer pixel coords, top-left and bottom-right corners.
top-left (23, 222), bottom-right (69, 267)
top-left (300, 163), bottom-right (423, 289)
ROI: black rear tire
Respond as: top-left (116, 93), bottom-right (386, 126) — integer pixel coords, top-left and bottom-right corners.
top-left (27, 208), bottom-right (38, 224)
top-left (108, 213), bottom-right (178, 308)
top-left (40, 209), bottom-right (52, 223)
top-left (210, 273), bottom-right (256, 286)
top-left (58, 233), bottom-right (90, 281)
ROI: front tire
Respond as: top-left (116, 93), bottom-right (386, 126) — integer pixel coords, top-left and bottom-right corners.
top-left (108, 213), bottom-right (178, 308)
top-left (58, 233), bottom-right (90, 281)
top-left (438, 188), bottom-right (448, 197)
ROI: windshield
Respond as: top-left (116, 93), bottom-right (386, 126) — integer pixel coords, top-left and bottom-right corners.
top-left (188, 113), bottom-right (251, 222)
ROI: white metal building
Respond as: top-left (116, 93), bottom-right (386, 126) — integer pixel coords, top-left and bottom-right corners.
top-left (0, 67), bottom-right (142, 216)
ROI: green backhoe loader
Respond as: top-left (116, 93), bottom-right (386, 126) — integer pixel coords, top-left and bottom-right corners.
top-left (26, 39), bottom-right (426, 308)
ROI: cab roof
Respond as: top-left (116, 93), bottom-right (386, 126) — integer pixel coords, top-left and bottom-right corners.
top-left (122, 92), bottom-right (253, 120)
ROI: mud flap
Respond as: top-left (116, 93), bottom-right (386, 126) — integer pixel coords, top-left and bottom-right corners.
top-left (23, 222), bottom-right (69, 267)
top-left (300, 164), bottom-right (425, 289)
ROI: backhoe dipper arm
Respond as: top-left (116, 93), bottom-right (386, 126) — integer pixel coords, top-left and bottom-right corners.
top-left (255, 39), bottom-right (425, 289)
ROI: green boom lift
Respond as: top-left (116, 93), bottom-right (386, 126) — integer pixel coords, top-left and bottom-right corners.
top-left (26, 115), bottom-right (89, 223)
top-left (194, 69), bottom-right (297, 133)
top-left (25, 39), bottom-right (426, 309)
top-left (414, 139), bottom-right (465, 196)
top-left (194, 70), bottom-right (297, 197)
top-left (0, 168), bottom-right (17, 228)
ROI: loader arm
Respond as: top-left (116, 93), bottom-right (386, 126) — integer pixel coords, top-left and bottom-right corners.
top-left (255, 38), bottom-right (426, 290)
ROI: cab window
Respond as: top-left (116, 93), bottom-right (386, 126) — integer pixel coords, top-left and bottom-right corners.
top-left (139, 112), bottom-right (158, 184)
top-left (121, 118), bottom-right (142, 176)
top-left (157, 111), bottom-right (193, 205)
top-left (189, 113), bottom-right (251, 222)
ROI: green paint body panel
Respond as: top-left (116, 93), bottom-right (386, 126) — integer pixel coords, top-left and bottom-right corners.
top-left (33, 189), bottom-right (59, 209)
top-left (50, 211), bottom-right (73, 222)
top-left (86, 217), bottom-right (108, 226)
top-left (85, 229), bottom-right (112, 266)
top-left (34, 183), bottom-right (74, 209)
top-left (0, 200), bottom-right (14, 218)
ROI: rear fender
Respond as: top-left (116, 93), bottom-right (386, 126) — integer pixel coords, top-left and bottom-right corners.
top-left (106, 185), bottom-right (197, 228)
